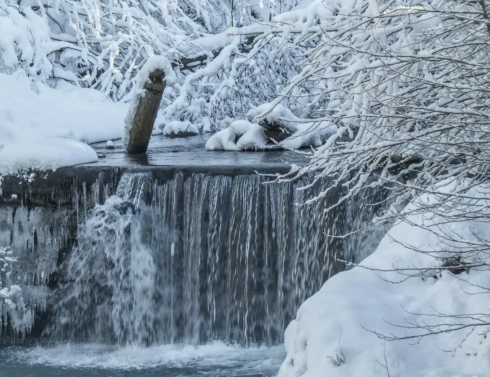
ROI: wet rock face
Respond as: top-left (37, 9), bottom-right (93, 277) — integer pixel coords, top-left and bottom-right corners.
top-left (0, 167), bottom-right (388, 345)
top-left (0, 167), bottom-right (122, 208)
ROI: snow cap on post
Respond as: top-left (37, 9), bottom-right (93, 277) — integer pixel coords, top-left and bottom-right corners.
top-left (124, 56), bottom-right (176, 154)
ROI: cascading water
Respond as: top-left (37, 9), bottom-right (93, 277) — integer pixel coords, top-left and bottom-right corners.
top-left (42, 171), bottom-right (388, 347)
top-left (46, 194), bottom-right (156, 345)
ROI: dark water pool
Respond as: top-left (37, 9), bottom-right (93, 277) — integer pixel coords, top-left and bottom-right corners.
top-left (0, 343), bottom-right (284, 377)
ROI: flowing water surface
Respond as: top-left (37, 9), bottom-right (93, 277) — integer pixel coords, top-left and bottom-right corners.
top-left (0, 343), bottom-right (284, 377)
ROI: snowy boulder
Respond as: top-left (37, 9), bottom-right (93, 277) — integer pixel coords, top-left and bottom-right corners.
top-left (250, 103), bottom-right (337, 149)
top-left (162, 121), bottom-right (200, 138)
top-left (205, 120), bottom-right (267, 151)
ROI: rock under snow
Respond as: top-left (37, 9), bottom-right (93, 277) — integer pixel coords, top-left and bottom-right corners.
top-left (205, 120), bottom-right (267, 151)
top-left (251, 103), bottom-right (337, 149)
top-left (106, 140), bottom-right (115, 150)
top-left (205, 104), bottom-right (337, 151)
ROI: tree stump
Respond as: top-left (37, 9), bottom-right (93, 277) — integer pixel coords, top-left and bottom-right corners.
top-left (126, 69), bottom-right (166, 154)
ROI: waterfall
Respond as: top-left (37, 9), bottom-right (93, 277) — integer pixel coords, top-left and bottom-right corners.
top-left (0, 170), bottom-right (388, 345)
top-left (42, 171), bottom-right (387, 346)
top-left (44, 193), bottom-right (156, 345)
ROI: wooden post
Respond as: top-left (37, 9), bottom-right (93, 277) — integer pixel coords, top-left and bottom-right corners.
top-left (126, 69), bottom-right (166, 154)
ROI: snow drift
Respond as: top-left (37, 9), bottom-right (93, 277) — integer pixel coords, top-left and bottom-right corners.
top-left (0, 72), bottom-right (127, 175)
top-left (279, 185), bottom-right (490, 377)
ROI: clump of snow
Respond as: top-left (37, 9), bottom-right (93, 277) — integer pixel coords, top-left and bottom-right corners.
top-left (123, 56), bottom-right (176, 149)
top-left (205, 104), bottom-right (336, 151)
top-left (106, 140), bottom-right (115, 150)
top-left (162, 121), bottom-right (200, 137)
top-left (0, 72), bottom-right (127, 175)
top-left (205, 120), bottom-right (267, 151)
top-left (279, 186), bottom-right (490, 377)
top-left (0, 247), bottom-right (33, 337)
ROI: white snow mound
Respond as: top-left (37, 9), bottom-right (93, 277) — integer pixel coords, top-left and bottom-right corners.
top-left (0, 72), bottom-right (127, 174)
top-left (251, 103), bottom-right (337, 149)
top-left (280, 186), bottom-right (490, 377)
top-left (205, 120), bottom-right (267, 151)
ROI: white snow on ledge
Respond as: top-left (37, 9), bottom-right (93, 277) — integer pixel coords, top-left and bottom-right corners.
top-left (279, 186), bottom-right (490, 377)
top-left (0, 72), bottom-right (128, 175)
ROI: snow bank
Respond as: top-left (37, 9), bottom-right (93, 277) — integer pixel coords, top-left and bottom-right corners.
top-left (0, 72), bottom-right (127, 174)
top-left (280, 187), bottom-right (490, 377)
top-left (0, 137), bottom-right (98, 175)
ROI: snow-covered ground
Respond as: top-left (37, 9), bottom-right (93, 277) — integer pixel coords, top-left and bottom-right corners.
top-left (279, 187), bottom-right (490, 377)
top-left (0, 72), bottom-right (127, 174)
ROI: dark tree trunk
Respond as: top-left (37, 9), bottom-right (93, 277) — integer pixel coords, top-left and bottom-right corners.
top-left (126, 69), bottom-right (166, 154)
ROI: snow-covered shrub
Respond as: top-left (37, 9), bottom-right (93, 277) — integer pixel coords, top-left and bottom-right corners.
top-left (0, 0), bottom-right (311, 136)
top-left (0, 0), bottom-right (282, 92)
top-left (261, 3), bottom-right (490, 371)
top-left (0, 0), bottom-right (204, 97)
top-left (265, 0), bottom-right (490, 210)
top-left (0, 2), bottom-right (52, 80)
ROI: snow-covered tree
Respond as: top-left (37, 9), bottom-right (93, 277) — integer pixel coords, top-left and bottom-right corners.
top-left (0, 0), bottom-right (306, 130)
top-left (265, 0), bottom-right (490, 210)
